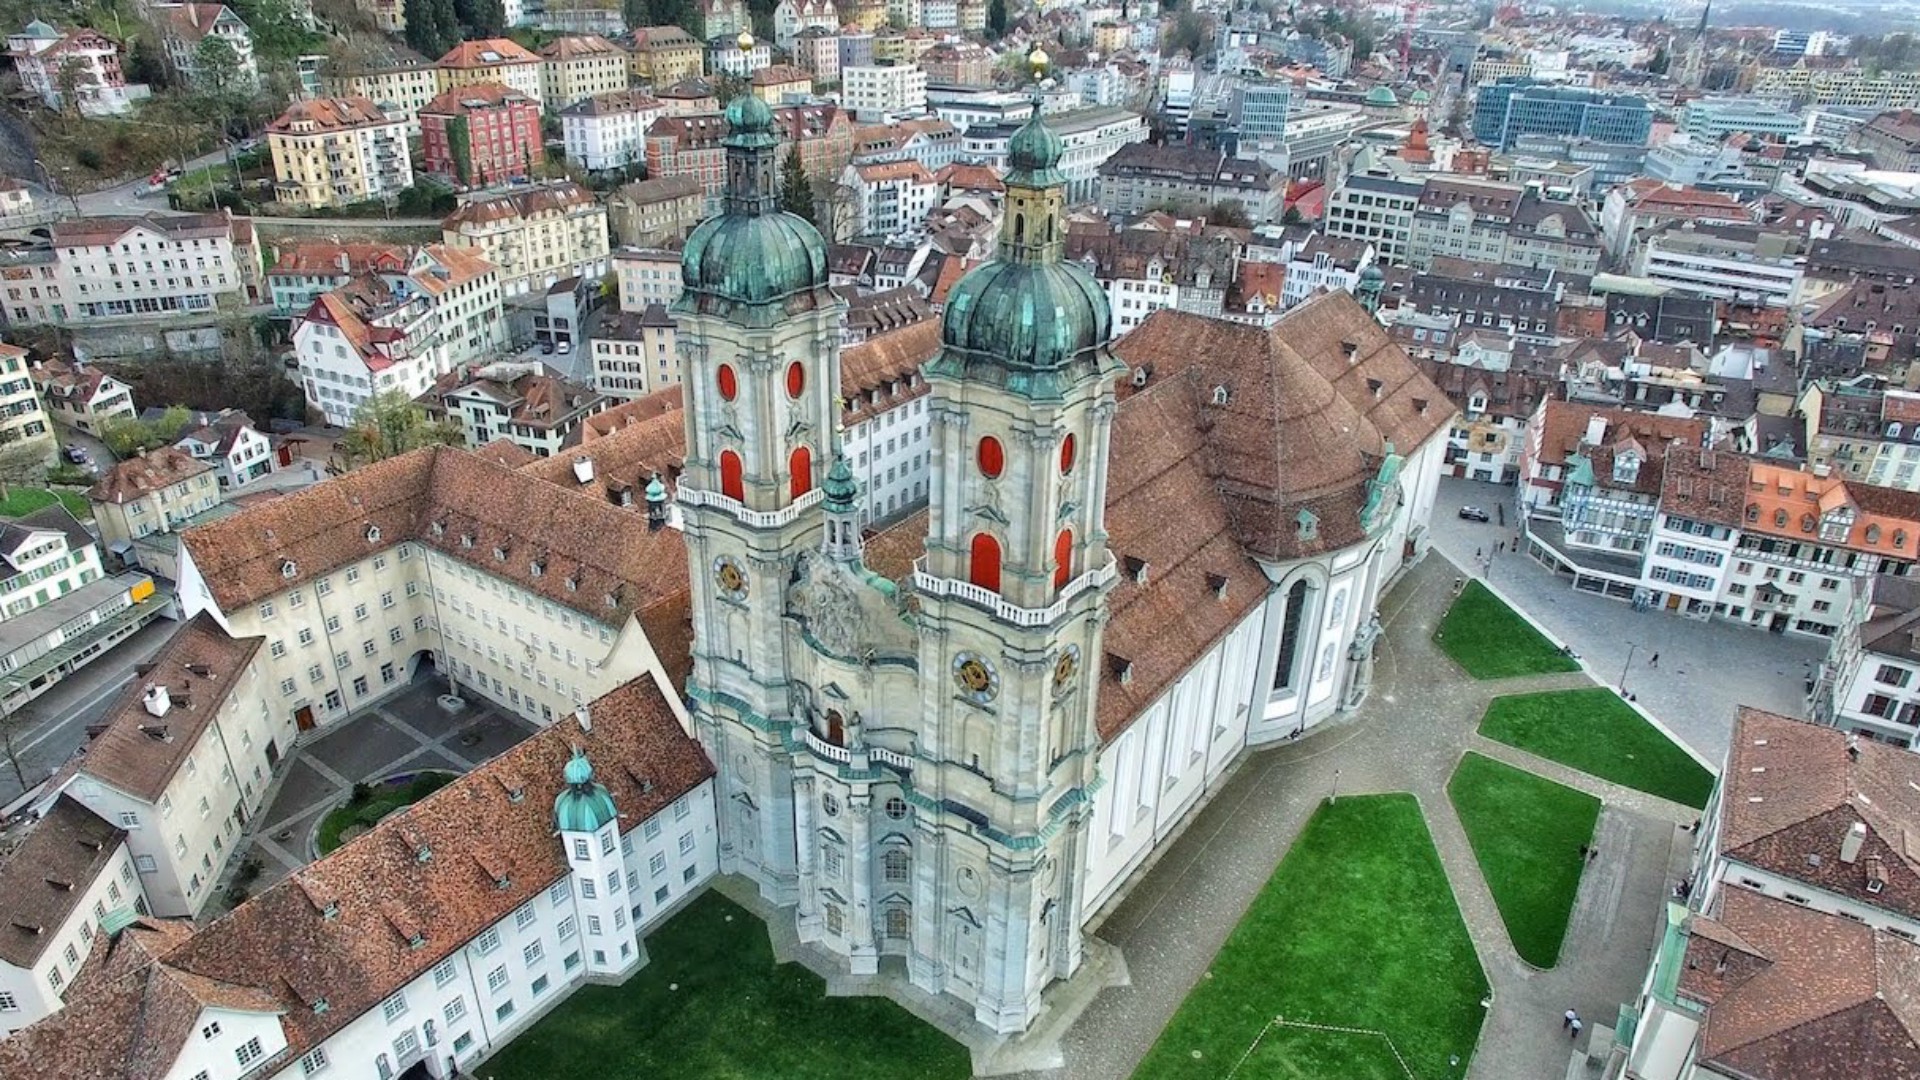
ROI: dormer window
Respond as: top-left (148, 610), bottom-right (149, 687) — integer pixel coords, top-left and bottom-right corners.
top-left (431, 521), bottom-right (445, 537)
top-left (1123, 556), bottom-right (1148, 583)
top-left (494, 546), bottom-right (506, 562)
top-left (366, 524), bottom-right (381, 543)
top-left (461, 534), bottom-right (474, 549)
top-left (1297, 508), bottom-right (1319, 542)
top-left (313, 998), bottom-right (330, 1014)
top-left (321, 900), bottom-right (338, 920)
top-left (281, 559), bottom-right (297, 578)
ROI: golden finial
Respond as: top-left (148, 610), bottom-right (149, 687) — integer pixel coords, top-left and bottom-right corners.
top-left (1028, 45), bottom-right (1049, 82)
top-left (737, 30), bottom-right (755, 53)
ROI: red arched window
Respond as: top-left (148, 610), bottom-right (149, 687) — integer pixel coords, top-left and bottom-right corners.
top-left (789, 445), bottom-right (813, 499)
top-left (1053, 529), bottom-right (1074, 589)
top-left (1060, 433), bottom-right (1077, 475)
top-left (968, 533), bottom-right (1002, 593)
top-left (977, 436), bottom-right (1005, 478)
top-left (785, 361), bottom-right (806, 399)
top-left (717, 364), bottom-right (739, 402)
top-left (719, 449), bottom-right (744, 501)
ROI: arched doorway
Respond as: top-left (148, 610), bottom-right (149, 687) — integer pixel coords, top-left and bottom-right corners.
top-left (968, 534), bottom-right (1001, 593)
top-left (720, 449), bottom-right (744, 501)
top-left (406, 649), bottom-right (437, 683)
top-left (790, 445), bottom-right (813, 500)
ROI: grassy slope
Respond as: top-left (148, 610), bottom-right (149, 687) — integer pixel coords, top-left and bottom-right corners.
top-left (1479, 688), bottom-right (1715, 808)
top-left (1447, 753), bottom-right (1602, 969)
top-left (1133, 795), bottom-right (1489, 1080)
top-left (1433, 580), bottom-right (1581, 680)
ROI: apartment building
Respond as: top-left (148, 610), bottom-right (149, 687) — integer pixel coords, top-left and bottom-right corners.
top-left (440, 182), bottom-right (610, 298)
top-left (646, 103), bottom-right (853, 213)
top-left (773, 0), bottom-right (836, 47)
top-left (590, 304), bottom-right (679, 398)
top-left (538, 34), bottom-right (628, 110)
top-left (435, 38), bottom-right (543, 106)
top-left (1408, 177), bottom-right (1601, 275)
top-left (0, 674), bottom-right (715, 1080)
top-left (1636, 223), bottom-right (1806, 310)
top-left (267, 97), bottom-right (414, 210)
top-left (264, 240), bottom-right (410, 315)
top-left (750, 63), bottom-right (811, 104)
top-left (0, 344), bottom-right (53, 464)
top-left (28, 358), bottom-right (135, 436)
top-left (706, 34), bottom-right (769, 77)
top-left (1096, 141), bottom-right (1286, 222)
top-left (292, 278), bottom-right (446, 426)
top-left (419, 84), bottom-right (543, 187)
top-left (317, 43), bottom-right (440, 131)
top-left (1519, 401), bottom-right (1709, 573)
top-left (1815, 573), bottom-right (1920, 745)
top-left (26, 212), bottom-right (260, 328)
top-left (0, 798), bottom-right (142, 1037)
top-left (173, 410), bottom-right (276, 491)
top-left (611, 246), bottom-right (682, 311)
top-left (87, 447), bottom-right (222, 554)
top-left (627, 24), bottom-right (703, 84)
top-left (839, 318), bottom-right (936, 524)
top-left (435, 361), bottom-right (609, 457)
top-left (841, 160), bottom-right (938, 237)
top-left (560, 89), bottom-right (664, 172)
top-left (149, 3), bottom-right (256, 89)
top-left (1751, 64), bottom-right (1920, 109)
top-left (1324, 172), bottom-right (1424, 267)
top-left (792, 25), bottom-right (839, 81)
top-left (605, 175), bottom-right (703, 247)
top-left (4, 21), bottom-right (148, 116)
top-left (1280, 235), bottom-right (1376, 310)
top-left (842, 61), bottom-right (926, 121)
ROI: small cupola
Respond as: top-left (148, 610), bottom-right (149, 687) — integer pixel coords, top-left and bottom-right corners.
top-left (645, 471), bottom-right (670, 532)
top-left (553, 749), bottom-right (619, 836)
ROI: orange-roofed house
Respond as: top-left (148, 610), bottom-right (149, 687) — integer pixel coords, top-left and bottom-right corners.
top-left (841, 158), bottom-right (938, 236)
top-left (267, 97), bottom-right (413, 210)
top-left (435, 37), bottom-right (543, 104)
top-left (418, 83), bottom-right (543, 187)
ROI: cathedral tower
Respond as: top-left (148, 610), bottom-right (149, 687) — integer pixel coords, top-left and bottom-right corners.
top-left (676, 67), bottom-right (844, 907)
top-left (910, 47), bottom-right (1125, 1032)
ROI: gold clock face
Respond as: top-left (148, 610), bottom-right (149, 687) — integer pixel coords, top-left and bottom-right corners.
top-left (713, 556), bottom-right (749, 600)
top-left (1053, 645), bottom-right (1080, 690)
top-left (952, 652), bottom-right (999, 704)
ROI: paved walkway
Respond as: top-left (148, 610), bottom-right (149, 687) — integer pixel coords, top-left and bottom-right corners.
top-left (1024, 555), bottom-right (1696, 1080)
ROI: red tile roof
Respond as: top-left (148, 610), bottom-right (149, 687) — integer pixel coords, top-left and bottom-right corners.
top-left (86, 447), bottom-right (213, 505)
top-left (0, 797), bottom-right (126, 968)
top-left (435, 37), bottom-right (540, 68)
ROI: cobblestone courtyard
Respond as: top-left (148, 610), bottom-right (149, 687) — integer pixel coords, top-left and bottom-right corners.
top-left (1031, 554), bottom-right (1705, 1080)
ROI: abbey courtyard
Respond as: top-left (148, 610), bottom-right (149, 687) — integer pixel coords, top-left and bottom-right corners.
top-left (0, 69), bottom-right (1890, 1080)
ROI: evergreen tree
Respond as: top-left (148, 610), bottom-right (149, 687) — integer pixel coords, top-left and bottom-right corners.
top-left (780, 144), bottom-right (814, 222)
top-left (986, 0), bottom-right (1007, 38)
top-left (403, 0), bottom-right (440, 55)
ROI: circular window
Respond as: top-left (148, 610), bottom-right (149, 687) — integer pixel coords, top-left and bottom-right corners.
top-left (785, 361), bottom-right (805, 399)
top-left (885, 796), bottom-right (908, 820)
top-left (1059, 433), bottom-right (1077, 475)
top-left (822, 793), bottom-right (840, 817)
top-left (717, 363), bottom-right (738, 401)
top-left (977, 436), bottom-right (1004, 479)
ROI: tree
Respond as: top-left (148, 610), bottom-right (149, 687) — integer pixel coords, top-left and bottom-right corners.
top-left (986, 0), bottom-right (1007, 38)
top-left (1167, 10), bottom-right (1212, 59)
top-left (780, 144), bottom-right (814, 222)
top-left (334, 391), bottom-right (463, 470)
top-left (193, 35), bottom-right (247, 99)
top-left (811, 176), bottom-right (858, 243)
top-left (1282, 204), bottom-right (1304, 225)
top-left (1647, 43), bottom-right (1670, 75)
top-left (403, 0), bottom-right (459, 57)
top-left (98, 406), bottom-right (195, 458)
top-left (54, 55), bottom-right (93, 116)
top-left (125, 36), bottom-right (173, 91)
top-left (0, 687), bottom-right (32, 795)
top-left (454, 0), bottom-right (506, 37)
top-left (1207, 200), bottom-right (1252, 228)
top-left (0, 439), bottom-right (46, 505)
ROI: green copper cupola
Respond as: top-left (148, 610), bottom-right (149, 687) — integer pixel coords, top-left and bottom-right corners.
top-left (553, 749), bottom-right (618, 834)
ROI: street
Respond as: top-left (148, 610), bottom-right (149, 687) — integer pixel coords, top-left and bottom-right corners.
top-left (0, 616), bottom-right (181, 807)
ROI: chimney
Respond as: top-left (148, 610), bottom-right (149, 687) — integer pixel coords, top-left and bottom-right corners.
top-left (336, 250), bottom-right (350, 273)
top-left (1841, 820), bottom-right (1867, 864)
top-left (571, 456), bottom-right (595, 484)
top-left (1584, 415), bottom-right (1609, 445)
top-left (142, 684), bottom-right (171, 718)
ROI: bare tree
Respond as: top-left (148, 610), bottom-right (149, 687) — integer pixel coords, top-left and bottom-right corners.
top-left (0, 686), bottom-right (30, 795)
top-left (811, 178), bottom-right (859, 244)
top-left (0, 439), bottom-right (48, 505)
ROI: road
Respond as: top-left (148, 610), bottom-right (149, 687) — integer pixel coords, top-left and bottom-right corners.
top-left (0, 616), bottom-right (181, 807)
top-left (34, 151), bottom-right (441, 227)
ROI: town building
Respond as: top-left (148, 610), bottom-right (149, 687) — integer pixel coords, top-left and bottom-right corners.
top-left (435, 38), bottom-right (544, 106)
top-left (1855, 109), bottom-right (1920, 172)
top-left (1096, 141), bottom-right (1285, 222)
top-left (538, 34), bottom-right (628, 110)
top-left (920, 42), bottom-right (991, 87)
top-left (706, 33), bottom-right (770, 77)
top-left (646, 104), bottom-right (853, 214)
top-left (1281, 235), bottom-right (1376, 310)
top-left (842, 61), bottom-right (927, 122)
top-left (851, 118), bottom-right (961, 172)
top-left (87, 447), bottom-right (223, 562)
top-left (750, 63), bottom-right (812, 104)
top-left (842, 160), bottom-right (939, 237)
top-left (1752, 64), bottom-right (1920, 110)
top-left (419, 84), bottom-right (544, 187)
top-left (1407, 177), bottom-right (1602, 275)
top-left (434, 361), bottom-right (610, 457)
top-left (264, 240), bottom-right (409, 316)
top-left (1679, 96), bottom-right (1803, 141)
top-left (1814, 574), bottom-right (1920, 745)
top-left (611, 247), bottom-right (684, 313)
top-left (4, 21), bottom-right (149, 116)
top-left (440, 182), bottom-right (610, 298)
top-left (965, 107), bottom-right (1147, 203)
top-left (606, 176), bottom-right (704, 248)
top-left (0, 345), bottom-right (54, 465)
top-left (266, 97), bottom-right (414, 210)
top-left (149, 3), bottom-right (256, 89)
top-left (792, 25), bottom-right (839, 82)
top-left (1323, 172), bottom-right (1424, 267)
top-left (39, 212), bottom-right (259, 328)
top-left (0, 503), bottom-right (160, 709)
top-left (773, 0), bottom-right (836, 48)
top-left (560, 90), bottom-right (663, 173)
top-left (27, 358), bottom-right (133, 437)
top-left (292, 278), bottom-right (446, 426)
top-left (314, 43), bottom-right (440, 132)
top-left (1471, 78), bottom-right (1653, 151)
top-left (0, 798), bottom-right (142, 1037)
top-left (590, 304), bottom-right (680, 398)
top-left (1067, 219), bottom-right (1243, 335)
top-left (628, 25), bottom-right (703, 84)
top-left (172, 410), bottom-right (277, 492)
top-left (1600, 179), bottom-right (1754, 266)
top-left (1635, 223), bottom-right (1806, 311)
top-left (837, 319), bottom-right (935, 524)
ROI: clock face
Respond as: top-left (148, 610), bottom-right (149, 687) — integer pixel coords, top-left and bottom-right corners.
top-left (1053, 645), bottom-right (1080, 692)
top-left (952, 651), bottom-right (1000, 704)
top-left (713, 556), bottom-right (749, 601)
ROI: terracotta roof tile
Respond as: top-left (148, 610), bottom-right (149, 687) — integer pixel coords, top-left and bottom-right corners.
top-left (0, 797), bottom-right (125, 968)
top-left (436, 37), bottom-right (540, 68)
top-left (85, 448), bottom-right (213, 506)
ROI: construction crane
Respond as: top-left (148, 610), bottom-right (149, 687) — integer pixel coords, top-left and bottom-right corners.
top-left (1400, 0), bottom-right (1426, 78)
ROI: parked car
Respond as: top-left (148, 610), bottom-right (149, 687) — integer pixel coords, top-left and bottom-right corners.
top-left (1457, 506), bottom-right (1491, 522)
top-left (556, 341), bottom-right (572, 355)
top-left (62, 445), bottom-right (89, 464)
top-left (540, 341), bottom-right (555, 355)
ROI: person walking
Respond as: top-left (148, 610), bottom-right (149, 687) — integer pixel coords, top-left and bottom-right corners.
top-left (1570, 1016), bottom-right (1584, 1040)
top-left (1563, 1008), bottom-right (1577, 1030)
top-left (1649, 652), bottom-right (1660, 669)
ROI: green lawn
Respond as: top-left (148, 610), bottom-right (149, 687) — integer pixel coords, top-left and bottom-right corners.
top-left (315, 772), bottom-right (456, 854)
top-left (1447, 753), bottom-right (1601, 969)
top-left (0, 488), bottom-right (90, 520)
top-left (482, 891), bottom-right (970, 1080)
top-left (1433, 581), bottom-right (1581, 679)
top-left (1478, 688), bottom-right (1715, 809)
top-left (1133, 795), bottom-right (1489, 1080)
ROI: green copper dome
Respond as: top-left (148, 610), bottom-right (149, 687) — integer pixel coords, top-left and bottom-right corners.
top-left (1365, 85), bottom-right (1399, 107)
top-left (645, 472), bottom-right (668, 504)
top-left (1007, 111), bottom-right (1067, 187)
top-left (1409, 88), bottom-right (1432, 104)
top-left (823, 452), bottom-right (858, 512)
top-left (678, 84), bottom-right (830, 312)
top-left (553, 750), bottom-right (618, 834)
top-left (936, 260), bottom-right (1111, 394)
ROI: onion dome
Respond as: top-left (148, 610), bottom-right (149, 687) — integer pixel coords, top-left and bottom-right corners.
top-left (823, 452), bottom-right (859, 514)
top-left (553, 750), bottom-right (618, 834)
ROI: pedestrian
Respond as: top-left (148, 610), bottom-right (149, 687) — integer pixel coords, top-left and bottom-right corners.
top-left (1454, 576), bottom-right (1463, 594)
top-left (1649, 652), bottom-right (1660, 669)
top-left (1563, 1008), bottom-right (1577, 1030)
top-left (1475, 546), bottom-right (1483, 561)
top-left (1589, 846), bottom-right (1599, 862)
top-left (1578, 843), bottom-right (1589, 859)
top-left (1570, 1017), bottom-right (1583, 1040)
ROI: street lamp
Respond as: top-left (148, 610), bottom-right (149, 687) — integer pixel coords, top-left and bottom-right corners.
top-left (1619, 641), bottom-right (1637, 696)
top-left (33, 158), bottom-right (80, 216)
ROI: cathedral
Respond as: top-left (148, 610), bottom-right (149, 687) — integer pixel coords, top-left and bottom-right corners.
top-left (672, 85), bottom-right (1453, 1034)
